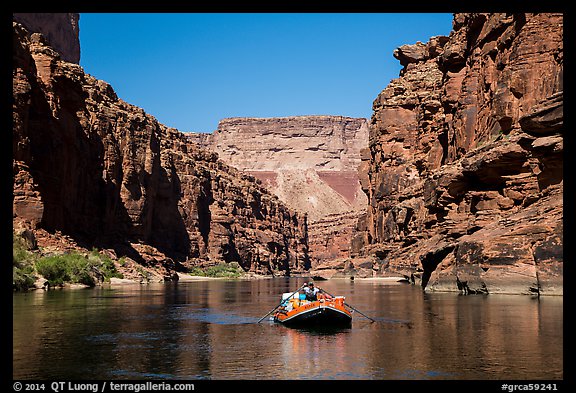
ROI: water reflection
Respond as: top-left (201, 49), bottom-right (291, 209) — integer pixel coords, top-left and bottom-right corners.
top-left (279, 325), bottom-right (351, 379)
top-left (13, 279), bottom-right (562, 380)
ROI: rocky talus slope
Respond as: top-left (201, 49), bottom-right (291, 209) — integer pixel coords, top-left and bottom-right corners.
top-left (12, 21), bottom-right (309, 281)
top-left (190, 116), bottom-right (368, 268)
top-left (355, 13), bottom-right (563, 294)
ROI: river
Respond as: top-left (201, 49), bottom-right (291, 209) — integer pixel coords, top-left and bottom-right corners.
top-left (12, 277), bottom-right (563, 380)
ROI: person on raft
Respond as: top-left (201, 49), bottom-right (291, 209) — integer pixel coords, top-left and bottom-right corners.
top-left (303, 281), bottom-right (332, 301)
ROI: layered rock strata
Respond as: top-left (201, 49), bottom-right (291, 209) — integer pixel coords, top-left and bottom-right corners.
top-left (12, 21), bottom-right (309, 279)
top-left (190, 116), bottom-right (369, 267)
top-left (357, 13), bottom-right (563, 295)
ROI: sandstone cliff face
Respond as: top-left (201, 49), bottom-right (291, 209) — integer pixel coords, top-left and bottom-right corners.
top-left (209, 116), bottom-right (367, 173)
top-left (13, 13), bottom-right (80, 64)
top-left (190, 116), bottom-right (368, 267)
top-left (200, 117), bottom-right (369, 221)
top-left (12, 21), bottom-right (309, 278)
top-left (357, 13), bottom-right (563, 295)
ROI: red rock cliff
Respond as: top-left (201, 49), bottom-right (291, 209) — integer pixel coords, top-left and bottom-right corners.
top-left (190, 116), bottom-right (368, 269)
top-left (12, 21), bottom-right (309, 278)
top-left (203, 116), bottom-right (368, 220)
top-left (357, 13), bottom-right (563, 295)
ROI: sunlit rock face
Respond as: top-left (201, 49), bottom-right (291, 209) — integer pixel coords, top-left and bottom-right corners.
top-left (190, 116), bottom-right (369, 268)
top-left (357, 13), bottom-right (563, 295)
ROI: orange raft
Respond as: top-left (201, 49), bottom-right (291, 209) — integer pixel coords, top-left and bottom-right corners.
top-left (273, 292), bottom-right (352, 327)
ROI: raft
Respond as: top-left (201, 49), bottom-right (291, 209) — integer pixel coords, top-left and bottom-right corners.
top-left (272, 292), bottom-right (352, 327)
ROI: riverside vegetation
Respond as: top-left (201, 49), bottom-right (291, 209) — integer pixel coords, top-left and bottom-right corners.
top-left (13, 231), bottom-right (247, 291)
top-left (186, 262), bottom-right (245, 278)
top-left (13, 232), bottom-right (124, 291)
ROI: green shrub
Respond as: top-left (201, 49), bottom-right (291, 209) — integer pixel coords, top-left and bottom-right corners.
top-left (13, 233), bottom-right (37, 290)
top-left (88, 249), bottom-right (124, 282)
top-left (35, 249), bottom-right (124, 287)
top-left (66, 253), bottom-right (96, 286)
top-left (13, 233), bottom-right (37, 266)
top-left (13, 233), bottom-right (125, 290)
top-left (189, 261), bottom-right (244, 278)
top-left (35, 253), bottom-right (93, 286)
top-left (35, 255), bottom-right (70, 286)
top-left (187, 266), bottom-right (206, 276)
top-left (13, 264), bottom-right (36, 291)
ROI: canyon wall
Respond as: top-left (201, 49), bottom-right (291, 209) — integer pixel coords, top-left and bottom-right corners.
top-left (12, 20), bottom-right (309, 279)
top-left (190, 116), bottom-right (368, 267)
top-left (357, 13), bottom-right (563, 294)
top-left (207, 116), bottom-right (369, 221)
top-left (12, 13), bottom-right (563, 292)
top-left (13, 13), bottom-right (80, 64)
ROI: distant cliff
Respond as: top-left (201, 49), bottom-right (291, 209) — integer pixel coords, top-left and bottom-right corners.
top-left (12, 21), bottom-right (309, 279)
top-left (190, 116), bottom-right (368, 267)
top-left (200, 116), bottom-right (368, 220)
top-left (356, 13), bottom-right (563, 294)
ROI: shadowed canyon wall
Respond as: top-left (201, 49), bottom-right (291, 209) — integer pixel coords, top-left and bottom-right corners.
top-left (12, 20), bottom-right (309, 279)
top-left (13, 13), bottom-right (80, 64)
top-left (355, 13), bottom-right (563, 294)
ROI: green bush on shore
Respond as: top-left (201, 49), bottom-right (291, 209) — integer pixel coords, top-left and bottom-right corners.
top-left (35, 253), bottom-right (95, 287)
top-left (13, 232), bottom-right (124, 290)
top-left (88, 248), bottom-right (125, 282)
top-left (35, 249), bottom-right (125, 288)
top-left (188, 261), bottom-right (245, 278)
top-left (13, 235), bottom-right (37, 291)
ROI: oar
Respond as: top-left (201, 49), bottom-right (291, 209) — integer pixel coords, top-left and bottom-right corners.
top-left (257, 283), bottom-right (306, 323)
top-left (319, 287), bottom-right (376, 323)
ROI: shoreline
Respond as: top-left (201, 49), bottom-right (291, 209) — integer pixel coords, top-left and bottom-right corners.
top-left (15, 274), bottom-right (563, 297)
top-left (354, 276), bottom-right (408, 283)
top-left (175, 272), bottom-right (270, 281)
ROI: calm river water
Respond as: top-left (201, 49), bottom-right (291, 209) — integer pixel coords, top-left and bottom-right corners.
top-left (13, 278), bottom-right (563, 380)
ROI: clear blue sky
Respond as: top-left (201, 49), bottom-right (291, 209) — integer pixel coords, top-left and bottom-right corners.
top-left (79, 13), bottom-right (453, 133)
